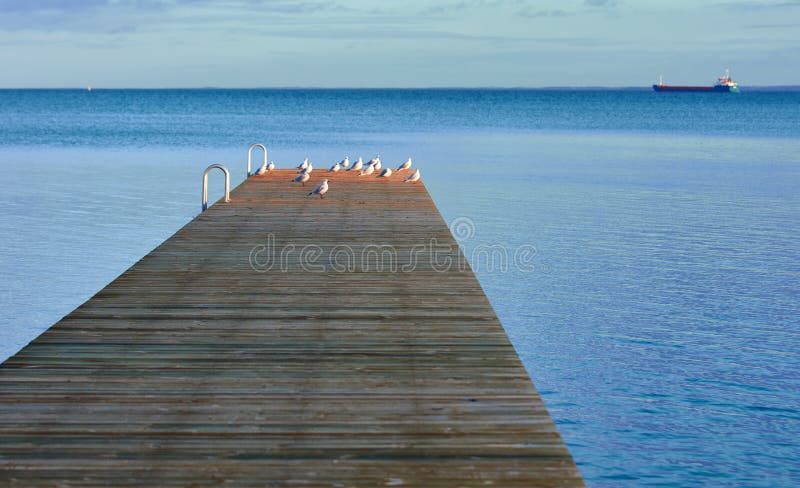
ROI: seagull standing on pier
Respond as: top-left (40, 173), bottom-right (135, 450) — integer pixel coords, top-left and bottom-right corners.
top-left (341, 156), bottom-right (350, 169)
top-left (397, 157), bottom-right (412, 171)
top-left (297, 158), bottom-right (309, 171)
top-left (349, 157), bottom-right (363, 171)
top-left (329, 161), bottom-right (341, 172)
top-left (293, 172), bottom-right (311, 186)
top-left (253, 161), bottom-right (268, 176)
top-left (359, 163), bottom-right (375, 176)
top-left (308, 179), bottom-right (329, 199)
top-left (374, 159), bottom-right (382, 171)
top-left (267, 161), bottom-right (275, 172)
top-left (300, 163), bottom-right (313, 175)
top-left (404, 169), bottom-right (420, 183)
top-left (378, 167), bottom-right (392, 177)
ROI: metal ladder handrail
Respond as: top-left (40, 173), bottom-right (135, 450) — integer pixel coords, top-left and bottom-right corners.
top-left (247, 143), bottom-right (268, 177)
top-left (201, 164), bottom-right (231, 212)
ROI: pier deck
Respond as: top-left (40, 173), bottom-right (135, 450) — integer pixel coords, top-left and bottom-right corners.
top-left (0, 169), bottom-right (583, 486)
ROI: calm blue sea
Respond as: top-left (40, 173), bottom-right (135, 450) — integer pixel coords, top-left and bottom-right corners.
top-left (1, 89), bottom-right (798, 486)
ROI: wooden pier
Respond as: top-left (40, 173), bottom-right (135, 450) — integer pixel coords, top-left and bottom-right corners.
top-left (0, 169), bottom-right (583, 487)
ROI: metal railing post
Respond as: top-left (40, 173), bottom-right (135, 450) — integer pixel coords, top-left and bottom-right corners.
top-left (247, 143), bottom-right (268, 177)
top-left (202, 164), bottom-right (231, 212)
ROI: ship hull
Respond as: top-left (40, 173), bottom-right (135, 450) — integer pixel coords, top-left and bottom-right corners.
top-left (653, 84), bottom-right (739, 93)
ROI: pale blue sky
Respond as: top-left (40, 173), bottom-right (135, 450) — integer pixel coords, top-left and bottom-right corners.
top-left (0, 0), bottom-right (798, 87)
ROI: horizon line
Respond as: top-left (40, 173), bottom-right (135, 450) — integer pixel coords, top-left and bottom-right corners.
top-left (2, 85), bottom-right (800, 91)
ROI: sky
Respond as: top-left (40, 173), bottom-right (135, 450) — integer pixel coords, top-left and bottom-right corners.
top-left (0, 0), bottom-right (798, 87)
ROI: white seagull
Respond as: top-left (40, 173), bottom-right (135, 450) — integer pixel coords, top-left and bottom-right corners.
top-left (404, 169), bottom-right (420, 183)
top-left (292, 172), bottom-right (311, 186)
top-left (267, 161), bottom-right (275, 172)
top-left (378, 167), bottom-right (392, 177)
top-left (397, 157), bottom-right (412, 171)
top-left (341, 156), bottom-right (350, 169)
top-left (253, 161), bottom-right (268, 176)
top-left (368, 155), bottom-right (379, 166)
top-left (349, 157), bottom-right (363, 171)
top-left (374, 159), bottom-right (382, 171)
top-left (359, 164), bottom-right (375, 176)
top-left (329, 161), bottom-right (341, 172)
top-left (300, 163), bottom-right (313, 175)
top-left (308, 179), bottom-right (329, 199)
top-left (297, 157), bottom-right (309, 171)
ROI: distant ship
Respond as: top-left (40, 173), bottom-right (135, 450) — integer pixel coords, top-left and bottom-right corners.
top-left (653, 69), bottom-right (740, 93)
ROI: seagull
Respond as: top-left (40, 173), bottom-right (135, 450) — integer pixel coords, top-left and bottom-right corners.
top-left (297, 157), bottom-right (309, 171)
top-left (368, 155), bottom-right (379, 166)
top-left (308, 179), bottom-right (329, 199)
top-left (253, 161), bottom-right (268, 176)
top-left (292, 172), bottom-right (311, 186)
top-left (329, 161), bottom-right (341, 172)
top-left (300, 163), bottom-right (313, 175)
top-left (349, 157), bottom-right (363, 171)
top-left (267, 161), bottom-right (275, 172)
top-left (397, 157), bottom-right (412, 171)
top-left (359, 164), bottom-right (375, 176)
top-left (374, 159), bottom-right (382, 171)
top-left (404, 169), bottom-right (420, 183)
top-left (378, 167), bottom-right (392, 177)
top-left (340, 156), bottom-right (350, 169)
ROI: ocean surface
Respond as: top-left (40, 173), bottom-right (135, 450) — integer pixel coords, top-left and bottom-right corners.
top-left (1, 89), bottom-right (799, 486)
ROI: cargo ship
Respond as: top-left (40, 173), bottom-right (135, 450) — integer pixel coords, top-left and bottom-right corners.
top-left (653, 69), bottom-right (740, 93)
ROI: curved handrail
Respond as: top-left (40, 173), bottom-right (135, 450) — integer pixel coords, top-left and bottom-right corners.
top-left (247, 143), bottom-right (268, 177)
top-left (202, 164), bottom-right (231, 212)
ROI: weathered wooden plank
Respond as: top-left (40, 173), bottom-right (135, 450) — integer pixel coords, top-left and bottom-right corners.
top-left (0, 169), bottom-right (584, 486)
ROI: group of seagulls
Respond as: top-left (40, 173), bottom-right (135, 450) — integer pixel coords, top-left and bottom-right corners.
top-left (327, 154), bottom-right (417, 181)
top-left (309, 154), bottom-right (420, 198)
top-left (252, 160), bottom-right (275, 176)
top-left (328, 156), bottom-right (412, 177)
top-left (250, 154), bottom-right (421, 200)
top-left (292, 157), bottom-right (313, 186)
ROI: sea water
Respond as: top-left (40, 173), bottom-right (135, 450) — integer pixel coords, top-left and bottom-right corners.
top-left (1, 89), bottom-right (798, 486)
